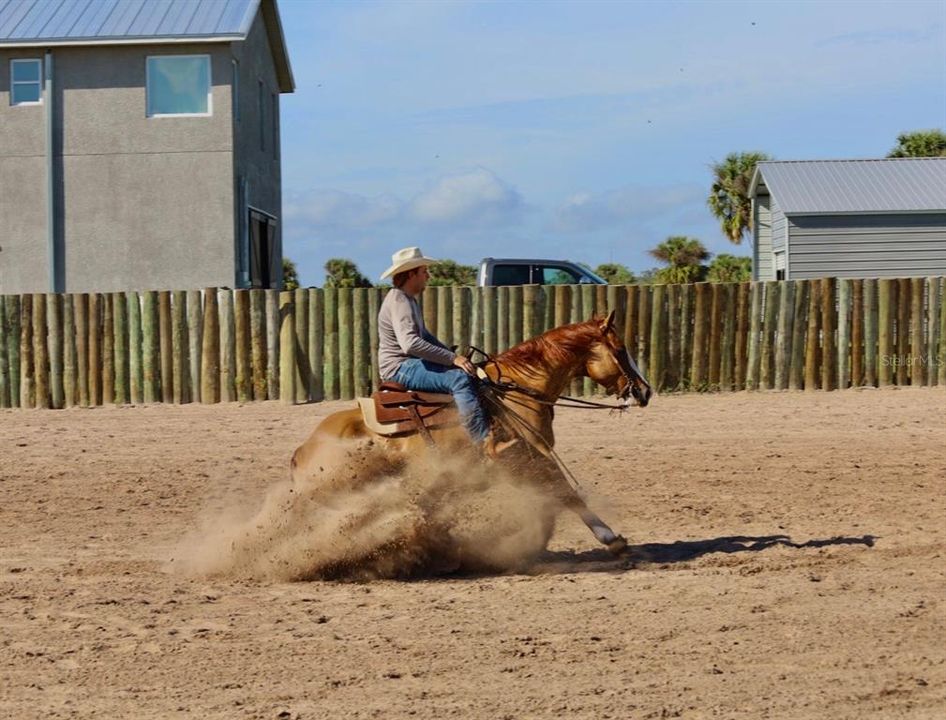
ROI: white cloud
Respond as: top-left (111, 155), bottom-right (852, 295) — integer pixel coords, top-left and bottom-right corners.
top-left (284, 189), bottom-right (401, 229)
top-left (408, 168), bottom-right (524, 226)
top-left (551, 183), bottom-right (706, 234)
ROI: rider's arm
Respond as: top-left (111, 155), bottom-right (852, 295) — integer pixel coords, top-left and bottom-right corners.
top-left (390, 293), bottom-right (456, 367)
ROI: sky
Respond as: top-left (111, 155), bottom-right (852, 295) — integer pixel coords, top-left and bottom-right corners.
top-left (276, 0), bottom-right (946, 285)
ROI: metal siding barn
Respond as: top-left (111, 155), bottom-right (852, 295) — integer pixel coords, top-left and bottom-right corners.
top-left (749, 158), bottom-right (946, 280)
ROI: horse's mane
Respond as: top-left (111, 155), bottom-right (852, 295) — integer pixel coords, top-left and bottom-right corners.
top-left (495, 319), bottom-right (602, 375)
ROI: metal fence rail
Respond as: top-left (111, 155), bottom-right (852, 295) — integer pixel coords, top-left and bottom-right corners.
top-left (0, 277), bottom-right (944, 409)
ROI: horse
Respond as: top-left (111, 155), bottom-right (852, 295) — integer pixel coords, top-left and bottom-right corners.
top-left (290, 310), bottom-right (653, 556)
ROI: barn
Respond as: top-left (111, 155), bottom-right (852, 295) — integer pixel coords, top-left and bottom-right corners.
top-left (0, 0), bottom-right (294, 294)
top-left (748, 158), bottom-right (946, 281)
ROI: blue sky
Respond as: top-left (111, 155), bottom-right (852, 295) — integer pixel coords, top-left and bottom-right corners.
top-left (276, 0), bottom-right (946, 285)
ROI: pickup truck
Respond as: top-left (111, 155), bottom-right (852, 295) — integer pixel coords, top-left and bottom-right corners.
top-left (478, 258), bottom-right (606, 286)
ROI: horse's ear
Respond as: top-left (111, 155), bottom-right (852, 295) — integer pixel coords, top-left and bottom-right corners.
top-left (599, 310), bottom-right (615, 332)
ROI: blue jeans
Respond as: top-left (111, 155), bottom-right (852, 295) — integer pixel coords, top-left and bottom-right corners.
top-left (393, 359), bottom-right (490, 443)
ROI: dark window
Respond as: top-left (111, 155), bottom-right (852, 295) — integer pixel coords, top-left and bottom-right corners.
top-left (776, 269), bottom-right (785, 280)
top-left (491, 264), bottom-right (531, 285)
top-left (537, 265), bottom-right (581, 285)
top-left (249, 209), bottom-right (278, 288)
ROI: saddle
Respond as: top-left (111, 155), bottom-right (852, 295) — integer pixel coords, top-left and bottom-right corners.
top-left (357, 381), bottom-right (459, 441)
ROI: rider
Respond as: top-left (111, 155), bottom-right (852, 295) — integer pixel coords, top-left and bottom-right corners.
top-left (378, 246), bottom-right (500, 453)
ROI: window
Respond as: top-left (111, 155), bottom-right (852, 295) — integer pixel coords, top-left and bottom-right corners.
top-left (538, 265), bottom-right (581, 285)
top-left (146, 55), bottom-right (211, 117)
top-left (492, 264), bottom-right (532, 285)
top-left (10, 59), bottom-right (42, 105)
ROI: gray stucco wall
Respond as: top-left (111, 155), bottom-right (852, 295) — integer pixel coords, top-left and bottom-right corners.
top-left (231, 13), bottom-right (283, 288)
top-left (753, 194), bottom-right (774, 280)
top-left (0, 41), bottom-right (239, 293)
top-left (788, 213), bottom-right (946, 279)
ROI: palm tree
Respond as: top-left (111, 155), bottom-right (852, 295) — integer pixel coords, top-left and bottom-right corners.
top-left (887, 129), bottom-right (946, 158)
top-left (708, 151), bottom-right (771, 244)
top-left (707, 254), bottom-right (752, 283)
top-left (649, 236), bottom-right (710, 284)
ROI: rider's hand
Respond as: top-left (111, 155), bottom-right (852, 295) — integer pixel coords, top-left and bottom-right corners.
top-left (453, 354), bottom-right (476, 376)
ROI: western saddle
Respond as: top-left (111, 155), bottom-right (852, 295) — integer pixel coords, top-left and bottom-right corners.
top-left (356, 381), bottom-right (459, 442)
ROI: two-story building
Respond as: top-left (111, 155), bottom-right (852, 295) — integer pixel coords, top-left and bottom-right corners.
top-left (0, 0), bottom-right (294, 294)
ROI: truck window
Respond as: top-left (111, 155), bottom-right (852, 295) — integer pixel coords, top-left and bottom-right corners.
top-left (537, 266), bottom-right (581, 285)
top-left (492, 264), bottom-right (531, 285)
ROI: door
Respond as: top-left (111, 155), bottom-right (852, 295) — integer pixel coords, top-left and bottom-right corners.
top-left (248, 209), bottom-right (278, 289)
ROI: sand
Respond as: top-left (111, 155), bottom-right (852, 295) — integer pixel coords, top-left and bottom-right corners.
top-left (1, 388), bottom-right (944, 719)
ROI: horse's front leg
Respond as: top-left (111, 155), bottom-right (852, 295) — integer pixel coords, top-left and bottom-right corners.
top-left (527, 454), bottom-right (627, 554)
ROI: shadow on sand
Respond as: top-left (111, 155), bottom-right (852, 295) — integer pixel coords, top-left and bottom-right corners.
top-left (528, 533), bottom-right (876, 575)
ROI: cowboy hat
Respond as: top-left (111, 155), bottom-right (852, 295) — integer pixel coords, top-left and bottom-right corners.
top-left (379, 246), bottom-right (438, 280)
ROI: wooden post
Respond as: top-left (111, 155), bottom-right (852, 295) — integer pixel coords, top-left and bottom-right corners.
top-left (926, 277), bottom-right (941, 387)
top-left (759, 281), bottom-right (779, 390)
top-left (112, 293), bottom-right (128, 404)
top-left (250, 289), bottom-right (267, 401)
top-left (720, 283), bottom-right (737, 391)
top-left (171, 291), bottom-right (186, 403)
top-left (804, 280), bottom-right (821, 391)
top-left (47, 294), bottom-right (64, 409)
top-left (734, 282), bottom-right (749, 391)
top-left (75, 294), bottom-right (90, 406)
top-left (607, 285), bottom-right (625, 338)
top-left (101, 294), bottom-right (114, 405)
top-left (186, 290), bottom-right (202, 403)
top-left (667, 284), bottom-right (680, 390)
top-left (582, 284), bottom-right (596, 395)
top-left (20, 296), bottom-right (35, 408)
top-left (523, 285), bottom-right (537, 342)
top-left (293, 288), bottom-right (309, 403)
top-left (200, 288), bottom-right (220, 403)
top-left (32, 294), bottom-right (49, 409)
top-left (422, 286), bottom-right (437, 336)
top-left (338, 287), bottom-right (354, 400)
top-left (910, 277), bottom-right (925, 386)
top-left (637, 284), bottom-right (651, 385)
top-left (88, 294), bottom-right (102, 406)
top-left (821, 278), bottom-right (837, 390)
top-left (141, 291), bottom-right (159, 403)
top-left (438, 286), bottom-right (454, 349)
top-left (157, 291), bottom-right (172, 403)
top-left (938, 277), bottom-right (946, 387)
top-left (679, 284), bottom-right (692, 386)
top-left (877, 279), bottom-right (894, 387)
top-left (789, 280), bottom-right (808, 391)
top-left (496, 286), bottom-right (509, 353)
top-left (850, 280), bottom-right (864, 388)
top-left (837, 279), bottom-right (851, 390)
top-left (353, 288), bottom-right (369, 398)
top-left (483, 286), bottom-right (497, 357)
top-left (470, 285), bottom-right (484, 356)
top-left (707, 283), bottom-right (723, 389)
top-left (127, 292), bottom-right (143, 404)
top-left (4, 296), bottom-right (20, 407)
top-left (649, 284), bottom-right (666, 392)
top-left (624, 285), bottom-right (639, 361)
top-left (774, 281), bottom-right (794, 391)
top-left (278, 290), bottom-right (295, 404)
top-left (321, 287), bottom-right (338, 399)
top-left (233, 290), bottom-right (251, 403)
top-left (0, 297), bottom-right (6, 409)
top-left (691, 283), bottom-right (709, 389)
top-left (367, 287), bottom-right (381, 392)
top-left (745, 283), bottom-right (762, 391)
top-left (896, 278), bottom-right (910, 385)
top-left (265, 289), bottom-right (280, 400)
top-left (308, 288), bottom-right (326, 400)
top-left (218, 289), bottom-right (236, 403)
top-left (569, 284), bottom-right (583, 396)
top-left (863, 279), bottom-right (878, 387)
top-left (455, 286), bottom-right (472, 355)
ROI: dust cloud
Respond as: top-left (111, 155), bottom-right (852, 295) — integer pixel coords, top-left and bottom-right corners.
top-left (172, 439), bottom-right (561, 581)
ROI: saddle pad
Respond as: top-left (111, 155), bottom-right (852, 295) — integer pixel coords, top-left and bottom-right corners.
top-left (358, 397), bottom-right (461, 437)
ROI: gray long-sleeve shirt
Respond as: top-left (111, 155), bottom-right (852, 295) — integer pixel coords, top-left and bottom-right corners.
top-left (378, 288), bottom-right (455, 380)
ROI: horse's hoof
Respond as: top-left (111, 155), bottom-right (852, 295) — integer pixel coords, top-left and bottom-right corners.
top-left (606, 535), bottom-right (628, 555)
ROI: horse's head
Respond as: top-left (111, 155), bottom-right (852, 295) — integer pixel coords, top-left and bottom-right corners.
top-left (585, 311), bottom-right (653, 407)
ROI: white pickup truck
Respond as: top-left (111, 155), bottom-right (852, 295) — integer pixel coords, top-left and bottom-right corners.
top-left (478, 258), bottom-right (606, 286)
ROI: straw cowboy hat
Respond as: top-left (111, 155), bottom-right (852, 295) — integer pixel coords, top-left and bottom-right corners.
top-left (380, 246), bottom-right (438, 280)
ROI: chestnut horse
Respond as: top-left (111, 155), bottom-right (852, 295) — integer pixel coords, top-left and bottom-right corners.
top-left (290, 310), bottom-right (652, 554)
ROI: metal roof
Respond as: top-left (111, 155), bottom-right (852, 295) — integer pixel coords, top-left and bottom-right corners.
top-left (749, 158), bottom-right (946, 215)
top-left (0, 0), bottom-right (293, 91)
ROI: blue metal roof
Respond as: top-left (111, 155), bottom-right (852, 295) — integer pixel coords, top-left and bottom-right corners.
top-left (0, 0), bottom-right (255, 42)
top-left (750, 158), bottom-right (946, 214)
top-left (0, 0), bottom-right (293, 91)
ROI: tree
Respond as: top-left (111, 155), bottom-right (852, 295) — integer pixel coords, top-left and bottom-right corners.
top-left (324, 258), bottom-right (372, 288)
top-left (282, 258), bottom-right (300, 290)
top-left (887, 129), bottom-right (946, 158)
top-left (708, 151), bottom-right (772, 244)
top-left (428, 260), bottom-right (477, 286)
top-left (649, 236), bottom-right (710, 284)
top-left (594, 263), bottom-right (636, 284)
top-left (707, 254), bottom-right (752, 283)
